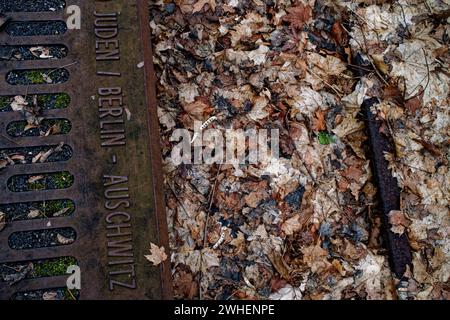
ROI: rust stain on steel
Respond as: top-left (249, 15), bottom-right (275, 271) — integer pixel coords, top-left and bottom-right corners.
top-left (354, 54), bottom-right (412, 279)
top-left (0, 0), bottom-right (172, 299)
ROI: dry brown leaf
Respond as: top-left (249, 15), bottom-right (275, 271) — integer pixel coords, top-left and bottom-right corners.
top-left (301, 243), bottom-right (331, 273)
top-left (0, 212), bottom-right (6, 232)
top-left (10, 154), bottom-right (25, 163)
top-left (388, 210), bottom-right (410, 235)
top-left (27, 209), bottom-right (41, 219)
top-left (192, 0), bottom-right (216, 13)
top-left (311, 109), bottom-right (327, 132)
top-left (182, 97), bottom-right (214, 121)
top-left (56, 234), bottom-right (74, 245)
top-left (0, 159), bottom-right (7, 170)
top-left (283, 4), bottom-right (313, 30)
top-left (144, 242), bottom-right (168, 266)
top-left (28, 175), bottom-right (44, 184)
top-left (42, 292), bottom-right (57, 300)
top-left (405, 95), bottom-right (423, 114)
top-left (11, 95), bottom-right (28, 112)
top-left (281, 215), bottom-right (302, 236)
top-left (173, 270), bottom-right (198, 299)
top-left (53, 207), bottom-right (71, 217)
top-left (330, 21), bottom-right (346, 45)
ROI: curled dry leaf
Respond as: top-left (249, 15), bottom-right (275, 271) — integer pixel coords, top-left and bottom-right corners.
top-left (11, 95), bottom-right (28, 112)
top-left (42, 292), bottom-right (58, 300)
top-left (53, 207), bottom-right (71, 217)
top-left (27, 209), bottom-right (42, 219)
top-left (0, 211), bottom-right (6, 232)
top-left (28, 175), bottom-right (44, 184)
top-left (144, 242), bottom-right (168, 266)
top-left (56, 234), bottom-right (74, 245)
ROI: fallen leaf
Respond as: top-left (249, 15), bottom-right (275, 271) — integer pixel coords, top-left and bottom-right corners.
top-left (282, 4), bottom-right (313, 30)
top-left (388, 210), bottom-right (410, 235)
top-left (42, 292), bottom-right (57, 300)
top-left (27, 209), bottom-right (41, 219)
top-left (56, 234), bottom-right (74, 245)
top-left (301, 243), bottom-right (331, 273)
top-left (281, 215), bottom-right (302, 236)
top-left (405, 95), bottom-right (423, 114)
top-left (0, 212), bottom-right (6, 231)
top-left (28, 175), bottom-right (44, 184)
top-left (11, 96), bottom-right (28, 112)
top-left (145, 242), bottom-right (168, 266)
top-left (192, 0), bottom-right (216, 13)
top-left (311, 109), bottom-right (327, 132)
top-left (53, 207), bottom-right (71, 217)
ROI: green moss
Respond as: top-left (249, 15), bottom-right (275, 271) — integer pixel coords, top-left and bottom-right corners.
top-left (54, 94), bottom-right (70, 109)
top-left (37, 94), bottom-right (52, 106)
top-left (51, 172), bottom-right (74, 189)
top-left (0, 96), bottom-right (11, 111)
top-left (25, 70), bottom-right (45, 84)
top-left (29, 180), bottom-right (45, 191)
top-left (33, 257), bottom-right (77, 278)
top-left (58, 119), bottom-right (72, 134)
top-left (39, 199), bottom-right (75, 216)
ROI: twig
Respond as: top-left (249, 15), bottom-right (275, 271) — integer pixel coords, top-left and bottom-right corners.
top-left (45, 61), bottom-right (78, 77)
top-left (199, 163), bottom-right (222, 300)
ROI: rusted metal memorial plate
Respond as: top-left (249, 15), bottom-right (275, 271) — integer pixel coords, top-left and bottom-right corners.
top-left (0, 0), bottom-right (171, 299)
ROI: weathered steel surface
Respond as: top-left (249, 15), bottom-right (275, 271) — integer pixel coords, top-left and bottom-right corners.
top-left (353, 54), bottom-right (412, 279)
top-left (361, 97), bottom-right (412, 278)
top-left (0, 0), bottom-right (172, 299)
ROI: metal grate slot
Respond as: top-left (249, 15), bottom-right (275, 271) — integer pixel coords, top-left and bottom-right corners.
top-left (7, 118), bottom-right (71, 137)
top-left (6, 68), bottom-right (69, 85)
top-left (9, 227), bottom-right (76, 249)
top-left (0, 93), bottom-right (70, 112)
top-left (0, 45), bottom-right (68, 61)
top-left (0, 0), bottom-right (66, 12)
top-left (0, 199), bottom-right (75, 221)
top-left (5, 21), bottom-right (67, 37)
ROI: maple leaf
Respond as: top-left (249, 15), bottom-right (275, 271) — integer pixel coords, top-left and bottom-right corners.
top-left (145, 242), bottom-right (168, 266)
top-left (282, 3), bottom-right (313, 30)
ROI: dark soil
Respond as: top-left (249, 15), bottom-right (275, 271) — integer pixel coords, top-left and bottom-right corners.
top-left (0, 144), bottom-right (72, 164)
top-left (5, 21), bottom-right (67, 36)
top-left (0, 45), bottom-right (67, 61)
top-left (0, 199), bottom-right (75, 222)
top-left (7, 171), bottom-right (74, 192)
top-left (7, 118), bottom-right (71, 137)
top-left (0, 93), bottom-right (70, 112)
top-left (12, 288), bottom-right (79, 301)
top-left (8, 227), bottom-right (76, 249)
top-left (0, 0), bottom-right (65, 12)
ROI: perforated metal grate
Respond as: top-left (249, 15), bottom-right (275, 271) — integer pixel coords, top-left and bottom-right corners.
top-left (0, 0), bottom-right (171, 300)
